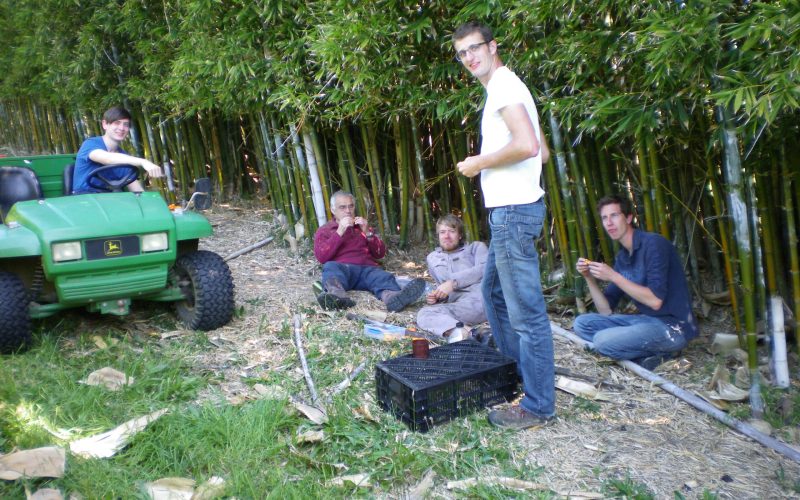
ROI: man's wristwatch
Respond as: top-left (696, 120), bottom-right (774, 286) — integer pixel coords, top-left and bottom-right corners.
top-left (366, 231), bottom-right (375, 239)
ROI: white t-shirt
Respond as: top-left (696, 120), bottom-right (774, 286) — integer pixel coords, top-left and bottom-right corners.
top-left (479, 66), bottom-right (545, 208)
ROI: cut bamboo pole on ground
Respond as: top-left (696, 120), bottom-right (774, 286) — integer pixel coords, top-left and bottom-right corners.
top-left (293, 314), bottom-right (319, 405)
top-left (550, 322), bottom-right (800, 464)
top-left (324, 361), bottom-right (367, 404)
top-left (223, 237), bottom-right (274, 262)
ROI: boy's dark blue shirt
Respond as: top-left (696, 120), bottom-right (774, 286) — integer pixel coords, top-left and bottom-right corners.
top-left (604, 229), bottom-right (698, 339)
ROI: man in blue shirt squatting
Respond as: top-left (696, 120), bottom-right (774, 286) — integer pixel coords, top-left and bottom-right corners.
top-left (72, 107), bottom-right (163, 194)
top-left (574, 195), bottom-right (698, 370)
top-left (453, 21), bottom-right (555, 430)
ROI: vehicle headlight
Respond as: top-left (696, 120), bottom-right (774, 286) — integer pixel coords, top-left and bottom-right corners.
top-left (52, 241), bottom-right (82, 262)
top-left (142, 232), bottom-right (168, 252)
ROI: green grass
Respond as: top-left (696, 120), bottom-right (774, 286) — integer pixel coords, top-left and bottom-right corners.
top-left (1, 316), bottom-right (556, 498)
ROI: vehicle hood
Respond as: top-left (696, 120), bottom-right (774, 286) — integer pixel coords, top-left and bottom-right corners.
top-left (8, 192), bottom-right (173, 243)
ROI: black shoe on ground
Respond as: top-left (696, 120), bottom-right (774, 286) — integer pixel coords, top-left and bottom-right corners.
top-left (316, 291), bottom-right (355, 310)
top-left (384, 278), bottom-right (426, 312)
top-left (487, 405), bottom-right (555, 430)
top-left (633, 352), bottom-right (677, 371)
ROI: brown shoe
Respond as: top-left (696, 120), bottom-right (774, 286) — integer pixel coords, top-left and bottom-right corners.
top-left (316, 279), bottom-right (355, 310)
top-left (381, 278), bottom-right (426, 312)
top-left (487, 405), bottom-right (554, 430)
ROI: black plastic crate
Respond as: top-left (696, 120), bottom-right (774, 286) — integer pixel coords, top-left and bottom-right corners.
top-left (375, 340), bottom-right (520, 432)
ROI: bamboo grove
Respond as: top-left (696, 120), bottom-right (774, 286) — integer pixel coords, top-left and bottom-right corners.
top-left (1, 2), bottom-right (800, 371)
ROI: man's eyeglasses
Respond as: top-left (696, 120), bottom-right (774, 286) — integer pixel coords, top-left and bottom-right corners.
top-left (455, 41), bottom-right (491, 61)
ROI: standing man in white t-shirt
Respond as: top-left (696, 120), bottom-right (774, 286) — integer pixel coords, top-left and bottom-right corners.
top-left (453, 21), bottom-right (554, 430)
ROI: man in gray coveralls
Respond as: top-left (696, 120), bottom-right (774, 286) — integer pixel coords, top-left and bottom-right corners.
top-left (416, 214), bottom-right (488, 338)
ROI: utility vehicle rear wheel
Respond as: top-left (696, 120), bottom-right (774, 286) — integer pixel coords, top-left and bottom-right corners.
top-left (171, 250), bottom-right (234, 330)
top-left (0, 272), bottom-right (32, 353)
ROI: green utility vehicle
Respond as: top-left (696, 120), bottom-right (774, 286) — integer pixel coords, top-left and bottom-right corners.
top-left (0, 154), bottom-right (235, 353)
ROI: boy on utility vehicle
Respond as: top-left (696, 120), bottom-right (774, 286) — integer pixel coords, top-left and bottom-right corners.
top-left (72, 106), bottom-right (163, 194)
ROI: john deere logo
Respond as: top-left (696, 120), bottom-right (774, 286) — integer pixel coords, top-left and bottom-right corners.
top-left (104, 240), bottom-right (123, 256)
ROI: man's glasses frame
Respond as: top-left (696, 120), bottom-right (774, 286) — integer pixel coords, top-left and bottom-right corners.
top-left (455, 40), bottom-right (491, 62)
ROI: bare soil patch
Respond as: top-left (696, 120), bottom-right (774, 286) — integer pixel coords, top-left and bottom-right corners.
top-left (190, 204), bottom-right (799, 498)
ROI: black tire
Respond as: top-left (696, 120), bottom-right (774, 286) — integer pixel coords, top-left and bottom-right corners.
top-left (0, 272), bottom-right (32, 353)
top-left (171, 250), bottom-right (235, 331)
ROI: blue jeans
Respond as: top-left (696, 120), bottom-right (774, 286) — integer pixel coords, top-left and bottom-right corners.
top-left (573, 313), bottom-right (688, 360)
top-left (482, 201), bottom-right (555, 418)
top-left (321, 261), bottom-right (400, 299)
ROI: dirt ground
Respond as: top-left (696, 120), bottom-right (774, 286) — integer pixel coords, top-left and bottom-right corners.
top-left (193, 204), bottom-right (800, 499)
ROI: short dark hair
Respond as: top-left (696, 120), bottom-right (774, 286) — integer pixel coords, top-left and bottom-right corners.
top-left (453, 22), bottom-right (493, 44)
top-left (102, 106), bottom-right (131, 123)
top-left (597, 195), bottom-right (633, 216)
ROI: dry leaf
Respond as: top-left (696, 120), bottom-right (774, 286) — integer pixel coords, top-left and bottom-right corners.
top-left (83, 367), bottom-right (134, 391)
top-left (0, 446), bottom-right (65, 480)
top-left (447, 476), bottom-right (546, 491)
top-left (749, 419), bottom-right (773, 435)
top-left (696, 391), bottom-right (730, 411)
top-left (92, 336), bottom-right (109, 350)
top-left (353, 404), bottom-right (378, 423)
top-left (143, 477), bottom-right (195, 500)
top-left (293, 402), bottom-right (328, 425)
top-left (362, 310), bottom-right (388, 323)
top-left (708, 364), bottom-right (728, 390)
top-left (70, 408), bottom-right (168, 459)
top-left (327, 473), bottom-right (371, 488)
top-left (555, 376), bottom-right (612, 401)
top-left (296, 429), bottom-right (325, 443)
top-left (28, 488), bottom-right (63, 500)
top-left (192, 476), bottom-right (225, 500)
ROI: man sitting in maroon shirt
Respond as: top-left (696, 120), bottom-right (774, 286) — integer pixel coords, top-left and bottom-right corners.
top-left (313, 190), bottom-right (425, 311)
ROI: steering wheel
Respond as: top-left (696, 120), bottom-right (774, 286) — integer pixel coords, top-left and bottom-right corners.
top-left (86, 164), bottom-right (140, 192)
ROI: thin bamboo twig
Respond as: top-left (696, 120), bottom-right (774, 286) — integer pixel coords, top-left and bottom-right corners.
top-left (293, 314), bottom-right (319, 405)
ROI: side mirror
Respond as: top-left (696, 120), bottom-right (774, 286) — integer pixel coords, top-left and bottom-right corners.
top-left (190, 177), bottom-right (212, 210)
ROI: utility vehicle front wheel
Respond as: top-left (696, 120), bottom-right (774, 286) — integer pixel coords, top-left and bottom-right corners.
top-left (0, 272), bottom-right (32, 353)
top-left (171, 250), bottom-right (235, 331)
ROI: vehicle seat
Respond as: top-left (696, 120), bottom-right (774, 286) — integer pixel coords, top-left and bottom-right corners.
top-left (0, 166), bottom-right (43, 223)
top-left (63, 163), bottom-right (75, 195)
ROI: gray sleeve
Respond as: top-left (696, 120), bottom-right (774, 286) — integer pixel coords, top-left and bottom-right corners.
top-left (450, 242), bottom-right (488, 289)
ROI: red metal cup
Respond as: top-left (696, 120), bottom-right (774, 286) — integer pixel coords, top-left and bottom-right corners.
top-left (412, 338), bottom-right (429, 359)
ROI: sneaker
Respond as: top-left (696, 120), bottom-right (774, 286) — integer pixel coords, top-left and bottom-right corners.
top-left (487, 405), bottom-right (555, 430)
top-left (383, 278), bottom-right (426, 312)
top-left (316, 292), bottom-right (355, 310)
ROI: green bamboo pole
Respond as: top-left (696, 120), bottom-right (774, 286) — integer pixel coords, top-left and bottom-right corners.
top-left (410, 118), bottom-right (434, 246)
top-left (394, 117), bottom-right (410, 248)
top-left (707, 159), bottom-right (743, 335)
top-left (717, 104), bottom-right (762, 417)
top-left (333, 132), bottom-right (353, 195)
top-left (445, 127), bottom-right (478, 242)
top-left (647, 136), bottom-right (670, 239)
top-left (780, 144), bottom-right (800, 352)
top-left (270, 115), bottom-right (298, 228)
top-left (637, 138), bottom-right (656, 233)
top-left (569, 138), bottom-right (594, 261)
top-left (361, 123), bottom-right (386, 234)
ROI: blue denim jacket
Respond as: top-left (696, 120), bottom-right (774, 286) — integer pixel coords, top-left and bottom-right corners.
top-left (604, 230), bottom-right (698, 339)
